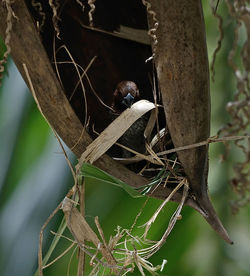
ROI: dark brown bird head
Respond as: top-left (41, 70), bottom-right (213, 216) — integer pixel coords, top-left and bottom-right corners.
top-left (111, 81), bottom-right (140, 113)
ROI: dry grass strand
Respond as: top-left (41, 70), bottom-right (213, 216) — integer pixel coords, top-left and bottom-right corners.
top-left (0, 0), bottom-right (17, 83)
top-left (210, 0), bottom-right (224, 82)
top-left (48, 0), bottom-right (60, 37)
top-left (88, 0), bottom-right (96, 27)
top-left (31, 0), bottom-right (46, 31)
top-left (141, 0), bottom-right (159, 60)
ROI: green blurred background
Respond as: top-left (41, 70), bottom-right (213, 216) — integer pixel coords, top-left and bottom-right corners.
top-left (0, 1), bottom-right (250, 276)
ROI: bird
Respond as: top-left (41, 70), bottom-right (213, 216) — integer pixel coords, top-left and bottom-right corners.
top-left (109, 80), bottom-right (149, 158)
top-left (111, 80), bottom-right (140, 113)
top-left (109, 80), bottom-right (171, 160)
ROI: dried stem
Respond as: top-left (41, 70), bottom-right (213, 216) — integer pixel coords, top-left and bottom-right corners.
top-left (75, 0), bottom-right (85, 12)
top-left (144, 178), bottom-right (185, 238)
top-left (157, 135), bottom-right (250, 156)
top-left (43, 243), bottom-right (76, 269)
top-left (0, 0), bottom-right (16, 83)
top-left (141, 0), bottom-right (159, 60)
top-left (210, 0), bottom-right (224, 82)
top-left (48, 0), bottom-right (60, 37)
top-left (88, 0), bottom-right (96, 27)
top-left (77, 178), bottom-right (85, 276)
top-left (146, 181), bottom-right (189, 258)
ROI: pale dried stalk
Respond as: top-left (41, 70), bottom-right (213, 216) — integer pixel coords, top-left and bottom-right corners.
top-left (141, 0), bottom-right (159, 59)
top-left (115, 141), bottom-right (163, 165)
top-left (88, 0), bottom-right (96, 26)
top-left (75, 0), bottom-right (85, 12)
top-left (69, 56), bottom-right (96, 100)
top-left (77, 180), bottom-right (85, 276)
top-left (95, 217), bottom-right (110, 253)
top-left (144, 178), bottom-right (186, 238)
top-left (157, 135), bottom-right (250, 157)
top-left (210, 0), bottom-right (224, 82)
top-left (43, 242), bottom-right (76, 269)
top-left (56, 57), bottom-right (114, 112)
top-left (145, 181), bottom-right (189, 258)
top-left (55, 45), bottom-right (88, 129)
top-left (48, 0), bottom-right (60, 37)
top-left (145, 142), bottom-right (164, 166)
